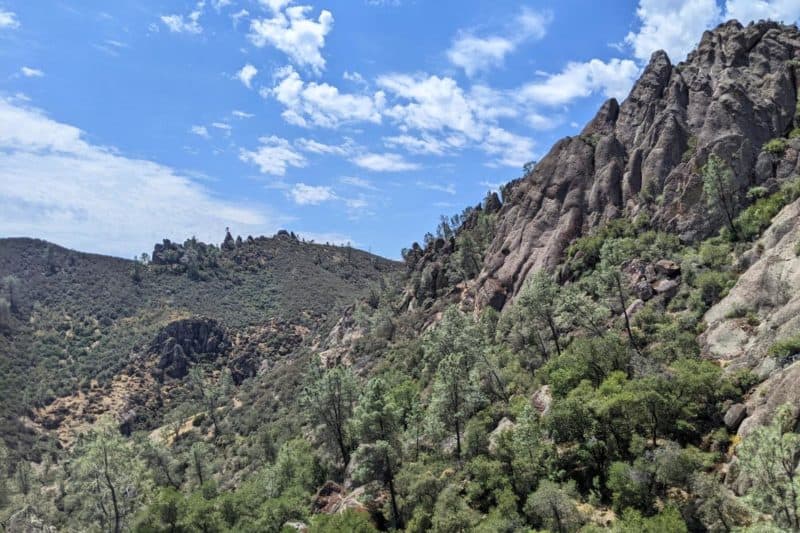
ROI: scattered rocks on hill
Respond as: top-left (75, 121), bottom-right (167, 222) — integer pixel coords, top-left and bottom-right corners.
top-left (312, 481), bottom-right (370, 515)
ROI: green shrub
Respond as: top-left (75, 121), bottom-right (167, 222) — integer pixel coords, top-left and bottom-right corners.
top-left (692, 271), bottom-right (734, 308)
top-left (746, 186), bottom-right (769, 200)
top-left (733, 177), bottom-right (800, 241)
top-left (763, 138), bottom-right (788, 156)
top-left (682, 136), bottom-right (697, 162)
top-left (767, 335), bottom-right (800, 362)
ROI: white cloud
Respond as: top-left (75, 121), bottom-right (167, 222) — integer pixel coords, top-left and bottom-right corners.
top-left (343, 70), bottom-right (367, 87)
top-left (231, 8), bottom-right (249, 26)
top-left (190, 125), bottom-right (210, 138)
top-left (236, 64), bottom-right (258, 89)
top-left (725, 0), bottom-right (800, 25)
top-left (520, 58), bottom-right (640, 106)
top-left (261, 0), bottom-right (294, 12)
top-left (378, 74), bottom-right (482, 139)
top-left (345, 196), bottom-right (368, 209)
top-left (625, 0), bottom-right (720, 62)
top-left (248, 5), bottom-right (333, 74)
top-left (447, 8), bottom-right (552, 76)
top-left (416, 181), bottom-right (456, 195)
top-left (289, 182), bottom-right (337, 205)
top-left (295, 137), bottom-right (356, 155)
top-left (239, 135), bottom-right (306, 175)
top-left (352, 152), bottom-right (419, 172)
top-left (160, 2), bottom-right (204, 34)
top-left (482, 127), bottom-right (535, 168)
top-left (340, 176), bottom-right (378, 190)
top-left (212, 0), bottom-right (233, 11)
top-left (623, 1), bottom-right (800, 67)
top-left (232, 110), bottom-right (254, 118)
top-left (383, 134), bottom-right (462, 156)
top-left (211, 122), bottom-right (232, 135)
top-left (0, 9), bottom-right (19, 29)
top-left (20, 67), bottom-right (44, 78)
top-left (267, 65), bottom-right (385, 128)
top-left (298, 231), bottom-right (353, 245)
top-left (0, 98), bottom-right (283, 257)
top-left (448, 36), bottom-right (515, 78)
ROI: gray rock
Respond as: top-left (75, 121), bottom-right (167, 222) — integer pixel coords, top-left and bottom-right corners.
top-left (488, 417), bottom-right (516, 454)
top-left (626, 299), bottom-right (645, 317)
top-left (654, 259), bottom-right (681, 277)
top-left (652, 278), bottom-right (679, 297)
top-left (531, 385), bottom-right (553, 416)
top-left (633, 280), bottom-right (654, 301)
top-left (724, 403), bottom-right (747, 430)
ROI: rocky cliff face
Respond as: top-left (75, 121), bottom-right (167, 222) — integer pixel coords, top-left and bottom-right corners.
top-left (701, 195), bottom-right (800, 437)
top-left (475, 20), bottom-right (800, 310)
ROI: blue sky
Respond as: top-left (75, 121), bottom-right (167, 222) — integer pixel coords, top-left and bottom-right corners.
top-left (0, 1), bottom-right (798, 258)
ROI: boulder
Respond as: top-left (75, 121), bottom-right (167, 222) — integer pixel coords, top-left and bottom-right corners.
top-left (633, 280), bottom-right (654, 301)
top-left (488, 417), bottom-right (516, 454)
top-left (626, 299), bottom-right (645, 318)
top-left (723, 403), bottom-right (747, 431)
top-left (311, 481), bottom-right (369, 516)
top-left (654, 259), bottom-right (681, 277)
top-left (531, 385), bottom-right (553, 416)
top-left (651, 278), bottom-right (679, 297)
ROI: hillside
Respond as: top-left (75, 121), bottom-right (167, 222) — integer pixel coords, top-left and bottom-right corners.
top-left (0, 233), bottom-right (400, 456)
top-left (4, 19), bottom-right (800, 533)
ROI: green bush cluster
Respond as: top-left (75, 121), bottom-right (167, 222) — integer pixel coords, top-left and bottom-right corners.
top-left (733, 177), bottom-right (800, 241)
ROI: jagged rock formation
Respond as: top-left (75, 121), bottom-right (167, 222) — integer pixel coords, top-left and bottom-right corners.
top-left (150, 318), bottom-right (231, 380)
top-left (475, 20), bottom-right (800, 309)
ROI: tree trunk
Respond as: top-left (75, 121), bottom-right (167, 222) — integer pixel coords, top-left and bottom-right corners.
top-left (386, 458), bottom-right (403, 530)
top-left (102, 444), bottom-right (121, 533)
top-left (614, 273), bottom-right (640, 361)
top-left (454, 418), bottom-right (462, 461)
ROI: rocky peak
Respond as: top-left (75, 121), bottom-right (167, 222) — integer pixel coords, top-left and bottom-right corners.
top-left (474, 20), bottom-right (800, 310)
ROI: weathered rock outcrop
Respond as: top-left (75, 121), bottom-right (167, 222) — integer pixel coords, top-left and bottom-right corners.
top-left (150, 318), bottom-right (231, 380)
top-left (475, 21), bottom-right (800, 309)
top-left (701, 196), bottom-right (800, 436)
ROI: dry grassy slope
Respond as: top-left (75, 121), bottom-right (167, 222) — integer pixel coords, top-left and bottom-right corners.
top-left (0, 235), bottom-right (401, 455)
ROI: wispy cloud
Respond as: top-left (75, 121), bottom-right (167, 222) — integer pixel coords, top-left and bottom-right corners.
top-left (161, 1), bottom-right (204, 34)
top-left (190, 125), bottom-right (210, 138)
top-left (447, 8), bottom-right (552, 76)
top-left (236, 63), bottom-right (258, 89)
top-left (0, 98), bottom-right (285, 257)
top-left (289, 183), bottom-right (337, 205)
top-left (340, 176), bottom-right (378, 191)
top-left (352, 152), bottom-right (419, 172)
top-left (0, 9), bottom-right (19, 29)
top-left (20, 67), bottom-right (44, 78)
top-left (416, 181), bottom-right (456, 195)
